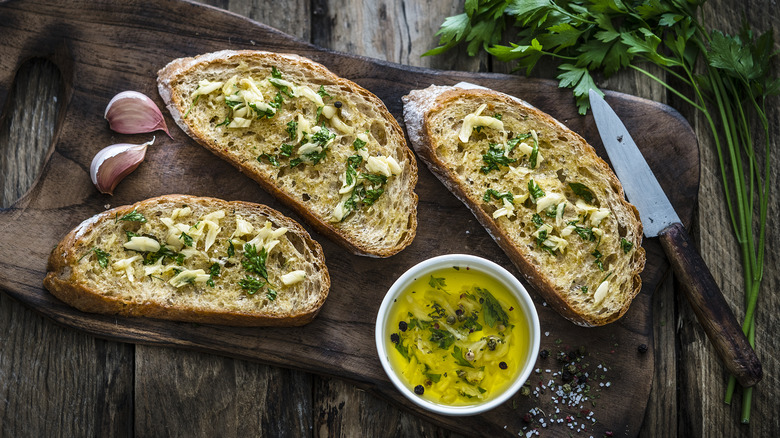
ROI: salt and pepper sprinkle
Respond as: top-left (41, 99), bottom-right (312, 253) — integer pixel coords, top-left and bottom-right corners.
top-left (512, 339), bottom-right (614, 437)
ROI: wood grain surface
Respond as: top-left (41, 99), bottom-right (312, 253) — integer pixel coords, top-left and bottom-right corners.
top-left (0, 1), bottom-right (776, 437)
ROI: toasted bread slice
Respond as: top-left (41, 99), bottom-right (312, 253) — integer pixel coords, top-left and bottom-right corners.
top-left (403, 85), bottom-right (645, 326)
top-left (44, 195), bottom-right (329, 326)
top-left (157, 50), bottom-right (418, 257)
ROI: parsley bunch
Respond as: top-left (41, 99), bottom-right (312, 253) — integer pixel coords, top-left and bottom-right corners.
top-left (428, 0), bottom-right (779, 423)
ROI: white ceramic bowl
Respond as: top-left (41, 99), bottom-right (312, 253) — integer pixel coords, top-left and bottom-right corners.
top-left (375, 254), bottom-right (540, 416)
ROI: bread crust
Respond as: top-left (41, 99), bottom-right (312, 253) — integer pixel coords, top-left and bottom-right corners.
top-left (403, 86), bottom-right (645, 326)
top-left (157, 50), bottom-right (418, 258)
top-left (44, 195), bottom-right (330, 327)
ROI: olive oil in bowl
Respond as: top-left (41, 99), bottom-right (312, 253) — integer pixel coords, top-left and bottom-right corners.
top-left (376, 255), bottom-right (540, 415)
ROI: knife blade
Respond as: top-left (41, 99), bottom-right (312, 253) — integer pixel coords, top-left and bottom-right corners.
top-left (588, 89), bottom-right (762, 387)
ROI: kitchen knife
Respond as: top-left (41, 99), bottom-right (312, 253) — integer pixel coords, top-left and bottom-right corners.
top-left (588, 89), bottom-right (762, 387)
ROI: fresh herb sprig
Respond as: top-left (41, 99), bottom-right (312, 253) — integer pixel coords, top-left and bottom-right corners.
top-left (428, 0), bottom-right (779, 422)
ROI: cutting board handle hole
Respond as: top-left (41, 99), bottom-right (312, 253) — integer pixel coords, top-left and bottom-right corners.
top-left (0, 58), bottom-right (64, 208)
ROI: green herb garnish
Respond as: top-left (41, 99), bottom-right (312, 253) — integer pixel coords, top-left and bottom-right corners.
top-left (239, 275), bottom-right (265, 295)
top-left (258, 153), bottom-right (280, 167)
top-left (451, 346), bottom-right (475, 368)
top-left (242, 243), bottom-right (268, 280)
top-left (179, 232), bottom-right (193, 247)
top-left (481, 142), bottom-right (517, 174)
top-left (428, 275), bottom-right (446, 290)
top-left (569, 183), bottom-right (595, 203)
top-left (92, 248), bottom-right (110, 268)
top-left (477, 287), bottom-right (509, 328)
top-left (483, 189), bottom-right (514, 204)
top-left (207, 263), bottom-right (220, 287)
top-left (528, 179), bottom-right (544, 201)
top-left (286, 120), bottom-right (297, 140)
top-left (227, 240), bottom-right (235, 258)
top-left (429, 328), bottom-right (456, 349)
top-left (117, 210), bottom-right (147, 223)
top-left (352, 137), bottom-right (367, 150)
top-left (621, 238), bottom-right (634, 254)
top-left (317, 85), bottom-right (331, 99)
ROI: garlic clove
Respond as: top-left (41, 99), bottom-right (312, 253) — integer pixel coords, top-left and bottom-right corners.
top-left (90, 138), bottom-right (154, 195)
top-left (104, 91), bottom-right (171, 137)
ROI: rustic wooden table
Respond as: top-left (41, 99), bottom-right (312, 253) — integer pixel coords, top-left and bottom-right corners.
top-left (0, 0), bottom-right (777, 436)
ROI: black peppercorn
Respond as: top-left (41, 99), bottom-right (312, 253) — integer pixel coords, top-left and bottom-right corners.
top-left (414, 385), bottom-right (424, 395)
top-left (561, 370), bottom-right (573, 382)
top-left (539, 349), bottom-right (550, 359)
top-left (390, 333), bottom-right (399, 344)
top-left (399, 321), bottom-right (408, 332)
top-left (638, 343), bottom-right (648, 353)
top-left (334, 101), bottom-right (342, 108)
top-left (499, 361), bottom-right (508, 370)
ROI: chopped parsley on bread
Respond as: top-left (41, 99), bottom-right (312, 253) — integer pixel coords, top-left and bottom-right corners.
top-left (157, 50), bottom-right (418, 257)
top-left (44, 195), bottom-right (329, 326)
top-left (402, 85), bottom-right (645, 326)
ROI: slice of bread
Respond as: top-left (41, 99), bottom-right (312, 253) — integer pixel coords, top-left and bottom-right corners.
top-left (402, 85), bottom-right (646, 326)
top-left (157, 50), bottom-right (418, 257)
top-left (44, 195), bottom-right (330, 326)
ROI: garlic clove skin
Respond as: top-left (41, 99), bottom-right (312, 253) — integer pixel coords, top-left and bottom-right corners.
top-left (104, 91), bottom-right (171, 138)
top-left (90, 138), bottom-right (154, 195)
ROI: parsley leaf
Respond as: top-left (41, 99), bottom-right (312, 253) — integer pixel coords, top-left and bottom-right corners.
top-left (477, 287), bottom-right (509, 328)
top-left (429, 328), bottom-right (456, 349)
top-left (92, 248), bottom-right (110, 268)
top-left (207, 263), bottom-right (220, 287)
top-left (483, 189), bottom-right (514, 203)
top-left (428, 275), bottom-right (446, 290)
top-left (451, 346), bottom-right (475, 368)
top-left (118, 210), bottom-right (146, 223)
top-left (239, 275), bottom-right (265, 295)
top-left (621, 237), bottom-right (634, 253)
top-left (242, 243), bottom-right (268, 280)
top-left (569, 182), bottom-right (595, 203)
top-left (528, 179), bottom-right (544, 201)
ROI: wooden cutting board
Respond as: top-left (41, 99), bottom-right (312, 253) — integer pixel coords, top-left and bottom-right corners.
top-left (0, 0), bottom-right (698, 436)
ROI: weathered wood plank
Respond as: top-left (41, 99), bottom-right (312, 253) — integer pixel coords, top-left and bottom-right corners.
top-left (309, 2), bottom-right (478, 436)
top-left (679, 0), bottom-right (780, 436)
top-left (134, 346), bottom-right (313, 437)
top-left (0, 59), bottom-right (134, 438)
top-left (134, 1), bottom-right (315, 437)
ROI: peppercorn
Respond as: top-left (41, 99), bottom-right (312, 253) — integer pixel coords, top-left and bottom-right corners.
top-left (539, 349), bottom-right (550, 359)
top-left (522, 413), bottom-right (533, 423)
top-left (334, 101), bottom-right (342, 108)
top-left (390, 333), bottom-right (399, 344)
top-left (398, 321), bottom-right (408, 332)
top-left (638, 343), bottom-right (648, 353)
top-left (519, 385), bottom-right (531, 396)
top-left (446, 315), bottom-right (456, 324)
top-left (605, 431), bottom-right (614, 437)
top-left (561, 370), bottom-right (573, 382)
top-left (499, 361), bottom-right (508, 369)
top-left (414, 385), bottom-right (424, 395)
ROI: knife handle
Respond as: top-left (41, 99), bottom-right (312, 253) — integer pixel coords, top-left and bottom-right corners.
top-left (659, 222), bottom-right (762, 387)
